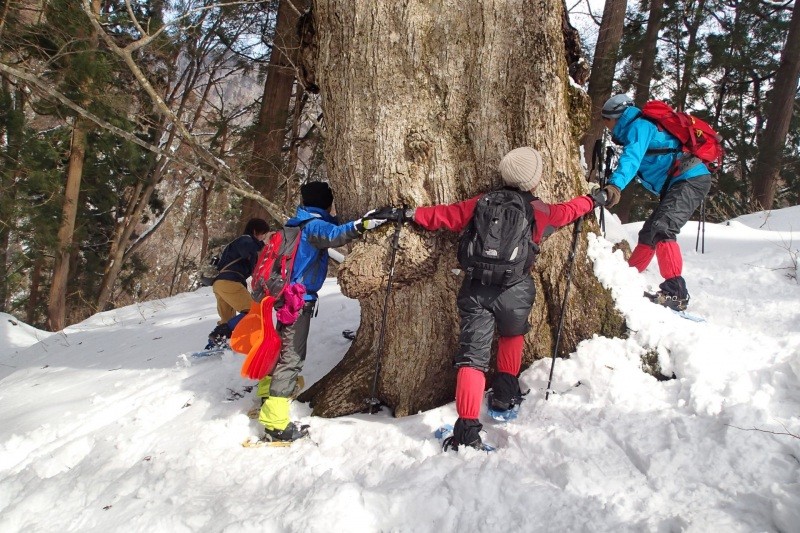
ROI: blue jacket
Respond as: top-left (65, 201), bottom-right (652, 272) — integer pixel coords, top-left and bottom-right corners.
top-left (286, 206), bottom-right (362, 301)
top-left (609, 106), bottom-right (710, 196)
top-left (215, 234), bottom-right (264, 285)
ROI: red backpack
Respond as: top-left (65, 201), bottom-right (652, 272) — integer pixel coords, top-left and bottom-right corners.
top-left (640, 100), bottom-right (724, 172)
top-left (250, 224), bottom-right (306, 301)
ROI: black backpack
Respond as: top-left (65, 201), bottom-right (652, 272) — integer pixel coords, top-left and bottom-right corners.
top-left (457, 188), bottom-right (539, 286)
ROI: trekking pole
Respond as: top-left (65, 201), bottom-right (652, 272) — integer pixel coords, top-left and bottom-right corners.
top-left (366, 213), bottom-right (404, 413)
top-left (695, 199), bottom-right (706, 254)
top-left (545, 215), bottom-right (583, 401)
top-left (601, 145), bottom-right (614, 235)
top-left (591, 139), bottom-right (605, 236)
top-left (701, 199), bottom-right (706, 254)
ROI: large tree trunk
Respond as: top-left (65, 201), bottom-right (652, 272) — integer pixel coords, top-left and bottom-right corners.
top-left (241, 0), bottom-right (308, 225)
top-left (47, 117), bottom-right (89, 331)
top-left (300, 0), bottom-right (625, 418)
top-left (752, 1), bottom-right (800, 210)
top-left (581, 0), bottom-right (628, 171)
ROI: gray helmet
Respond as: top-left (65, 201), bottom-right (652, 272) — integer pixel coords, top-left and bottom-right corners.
top-left (601, 94), bottom-right (634, 119)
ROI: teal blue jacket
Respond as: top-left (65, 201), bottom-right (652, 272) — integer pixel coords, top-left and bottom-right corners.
top-left (609, 106), bottom-right (710, 196)
top-left (286, 206), bottom-right (361, 301)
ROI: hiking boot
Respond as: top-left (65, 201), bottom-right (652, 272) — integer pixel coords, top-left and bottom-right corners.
top-left (442, 418), bottom-right (485, 451)
top-left (645, 276), bottom-right (690, 311)
top-left (205, 323), bottom-right (232, 349)
top-left (263, 422), bottom-right (310, 442)
top-left (489, 372), bottom-right (525, 412)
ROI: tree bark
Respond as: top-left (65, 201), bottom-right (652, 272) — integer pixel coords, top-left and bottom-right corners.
top-left (47, 117), bottom-right (89, 331)
top-left (242, 0), bottom-right (309, 226)
top-left (752, 1), bottom-right (800, 210)
top-left (581, 0), bottom-right (628, 171)
top-left (300, 0), bottom-right (624, 418)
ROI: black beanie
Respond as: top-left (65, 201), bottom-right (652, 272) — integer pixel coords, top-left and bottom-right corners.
top-left (300, 181), bottom-right (334, 210)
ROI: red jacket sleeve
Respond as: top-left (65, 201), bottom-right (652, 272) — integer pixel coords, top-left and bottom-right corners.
top-left (414, 193), bottom-right (594, 243)
top-left (413, 195), bottom-right (480, 232)
top-left (532, 195), bottom-right (595, 244)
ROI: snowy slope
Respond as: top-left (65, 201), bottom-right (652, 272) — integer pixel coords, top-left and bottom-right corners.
top-left (1, 208), bottom-right (799, 533)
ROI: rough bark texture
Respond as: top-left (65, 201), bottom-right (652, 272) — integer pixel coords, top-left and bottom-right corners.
top-left (299, 0), bottom-right (624, 418)
top-left (752, 1), bottom-right (800, 210)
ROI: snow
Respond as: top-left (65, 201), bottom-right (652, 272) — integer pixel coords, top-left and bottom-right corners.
top-left (2, 207), bottom-right (799, 532)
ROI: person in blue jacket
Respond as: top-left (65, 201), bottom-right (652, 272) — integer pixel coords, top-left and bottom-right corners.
top-left (257, 181), bottom-right (385, 443)
top-left (597, 94), bottom-right (712, 311)
top-left (207, 218), bottom-right (270, 348)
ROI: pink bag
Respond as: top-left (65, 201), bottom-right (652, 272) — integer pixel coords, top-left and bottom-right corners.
top-left (276, 283), bottom-right (307, 325)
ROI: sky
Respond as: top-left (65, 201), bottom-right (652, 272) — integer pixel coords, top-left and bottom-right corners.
top-left (1, 206), bottom-right (799, 532)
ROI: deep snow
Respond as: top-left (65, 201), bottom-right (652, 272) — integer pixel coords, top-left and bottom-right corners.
top-left (1, 207), bottom-right (799, 532)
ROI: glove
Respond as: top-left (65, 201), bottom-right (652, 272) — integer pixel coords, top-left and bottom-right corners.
top-left (355, 210), bottom-right (387, 232)
top-left (368, 206), bottom-right (415, 222)
top-left (604, 185), bottom-right (621, 208)
top-left (589, 187), bottom-right (608, 207)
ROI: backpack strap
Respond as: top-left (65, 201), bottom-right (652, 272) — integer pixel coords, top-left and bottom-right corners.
top-left (281, 218), bottom-right (318, 288)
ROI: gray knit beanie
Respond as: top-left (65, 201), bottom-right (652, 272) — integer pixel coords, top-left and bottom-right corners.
top-left (498, 147), bottom-right (543, 191)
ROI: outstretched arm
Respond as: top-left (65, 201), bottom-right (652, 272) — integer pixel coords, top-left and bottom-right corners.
top-left (413, 196), bottom-right (481, 232)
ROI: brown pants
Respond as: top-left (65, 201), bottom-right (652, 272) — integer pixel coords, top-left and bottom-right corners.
top-left (212, 279), bottom-right (253, 324)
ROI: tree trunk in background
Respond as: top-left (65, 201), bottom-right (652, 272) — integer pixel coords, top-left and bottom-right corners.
top-left (300, 0), bottom-right (625, 418)
top-left (242, 0), bottom-right (308, 226)
top-left (611, 0), bottom-right (664, 224)
top-left (633, 0), bottom-right (663, 108)
top-left (581, 0), bottom-right (628, 171)
top-left (0, 81), bottom-right (24, 311)
top-left (47, 118), bottom-right (89, 331)
top-left (26, 254), bottom-right (44, 324)
top-left (752, 1), bottom-right (800, 210)
top-left (674, 0), bottom-right (706, 111)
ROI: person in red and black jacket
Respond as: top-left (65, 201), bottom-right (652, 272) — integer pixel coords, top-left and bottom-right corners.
top-left (374, 147), bottom-right (604, 451)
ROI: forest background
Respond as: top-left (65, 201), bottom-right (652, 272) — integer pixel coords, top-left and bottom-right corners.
top-left (1, 0), bottom-right (798, 334)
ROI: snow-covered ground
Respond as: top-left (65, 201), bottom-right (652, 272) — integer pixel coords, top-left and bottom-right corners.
top-left (1, 207), bottom-right (799, 532)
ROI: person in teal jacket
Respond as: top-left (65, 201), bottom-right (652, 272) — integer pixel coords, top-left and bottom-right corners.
top-left (598, 94), bottom-right (712, 311)
top-left (257, 181), bottom-right (385, 443)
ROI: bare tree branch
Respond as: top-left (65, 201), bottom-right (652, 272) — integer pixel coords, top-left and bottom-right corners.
top-left (79, 0), bottom-right (286, 222)
top-left (727, 423), bottom-right (799, 440)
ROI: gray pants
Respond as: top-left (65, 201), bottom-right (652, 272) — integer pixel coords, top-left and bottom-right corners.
top-left (269, 301), bottom-right (315, 397)
top-left (455, 277), bottom-right (536, 371)
top-left (639, 174), bottom-right (712, 246)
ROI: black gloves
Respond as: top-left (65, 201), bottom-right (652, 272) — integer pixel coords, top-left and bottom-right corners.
top-left (367, 206), bottom-right (415, 222)
top-left (590, 185), bottom-right (621, 208)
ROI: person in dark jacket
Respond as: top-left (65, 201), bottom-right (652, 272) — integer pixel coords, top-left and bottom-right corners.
top-left (597, 94), bottom-right (712, 311)
top-left (374, 147), bottom-right (601, 451)
top-left (206, 218), bottom-right (270, 348)
top-left (257, 181), bottom-right (385, 443)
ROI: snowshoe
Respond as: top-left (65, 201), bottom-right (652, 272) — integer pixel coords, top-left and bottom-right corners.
top-left (487, 391), bottom-right (520, 422)
top-left (190, 346), bottom-right (227, 358)
top-left (644, 290), bottom-right (689, 311)
top-left (242, 422), bottom-right (310, 448)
